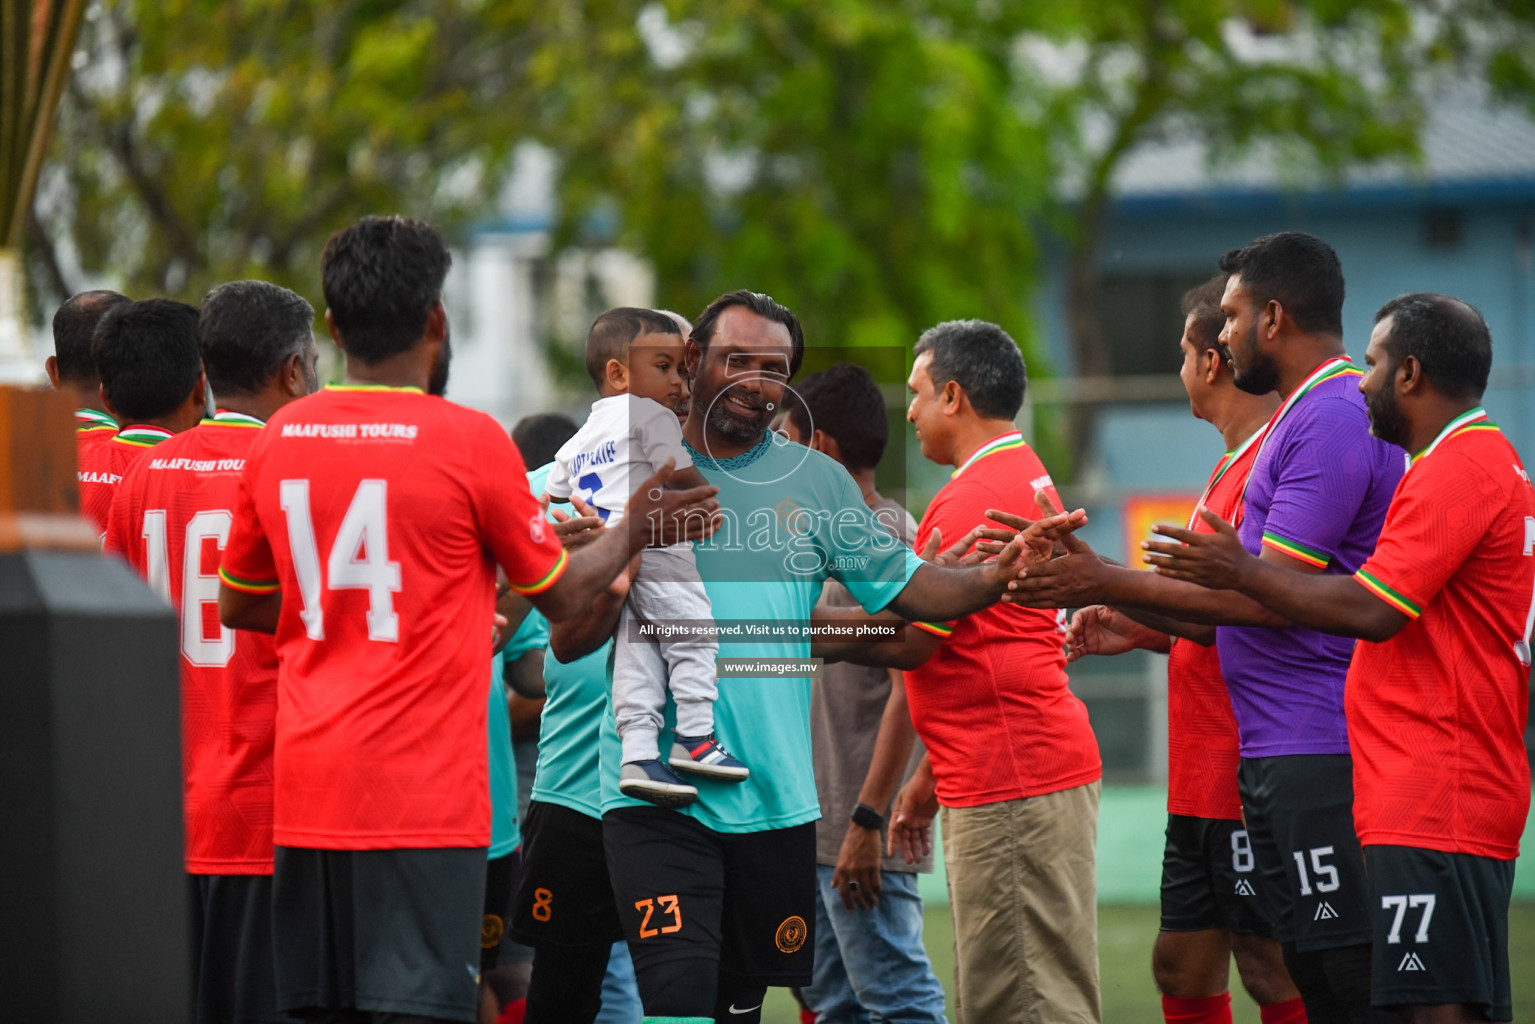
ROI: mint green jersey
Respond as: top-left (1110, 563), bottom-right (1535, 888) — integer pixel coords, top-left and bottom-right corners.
top-left (487, 650), bottom-right (521, 858)
top-left (599, 432), bottom-right (923, 832)
top-left (518, 460), bottom-right (613, 820)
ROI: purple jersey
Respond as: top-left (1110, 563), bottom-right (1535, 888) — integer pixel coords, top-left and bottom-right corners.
top-left (1216, 371), bottom-right (1405, 758)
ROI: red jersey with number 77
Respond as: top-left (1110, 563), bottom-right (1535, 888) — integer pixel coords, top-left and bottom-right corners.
top-left (1346, 411), bottom-right (1534, 860)
top-left (104, 412), bottom-right (278, 874)
top-left (219, 386), bottom-right (568, 849)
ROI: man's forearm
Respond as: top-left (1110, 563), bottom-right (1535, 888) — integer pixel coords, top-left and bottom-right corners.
top-left (811, 607), bottom-right (940, 669)
top-left (533, 528), bottom-right (633, 623)
top-left (1095, 565), bottom-right (1285, 628)
top-left (886, 561), bottom-right (1004, 624)
top-left (1117, 605), bottom-right (1213, 646)
top-left (1232, 560), bottom-right (1404, 641)
top-left (549, 587), bottom-right (624, 662)
top-left (857, 673), bottom-right (919, 813)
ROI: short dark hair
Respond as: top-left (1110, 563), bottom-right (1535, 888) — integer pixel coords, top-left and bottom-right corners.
top-left (1373, 293), bottom-right (1492, 400)
top-left (512, 413), bottom-right (580, 469)
top-left (91, 298), bottom-right (203, 421)
top-left (52, 290), bottom-right (130, 385)
top-left (321, 216), bottom-right (451, 363)
top-left (788, 362), bottom-right (889, 470)
top-left (692, 290), bottom-right (805, 377)
top-left (1218, 232), bottom-right (1345, 336)
top-left (199, 281), bottom-right (315, 397)
top-left (1181, 275), bottom-right (1229, 354)
top-left (584, 307), bottom-right (682, 388)
top-left (913, 319), bottom-right (1026, 420)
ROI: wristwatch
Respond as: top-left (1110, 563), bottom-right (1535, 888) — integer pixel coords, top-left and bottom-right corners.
top-left (849, 803), bottom-right (885, 831)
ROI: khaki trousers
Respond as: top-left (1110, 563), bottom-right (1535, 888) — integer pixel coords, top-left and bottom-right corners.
top-left (941, 781), bottom-right (1101, 1024)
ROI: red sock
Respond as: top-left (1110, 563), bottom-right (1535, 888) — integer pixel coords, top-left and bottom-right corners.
top-left (1162, 992), bottom-right (1233, 1024)
top-left (495, 998), bottom-right (526, 1024)
top-left (1260, 996), bottom-right (1308, 1024)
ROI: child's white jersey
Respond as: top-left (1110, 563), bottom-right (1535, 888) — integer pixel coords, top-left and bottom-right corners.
top-left (544, 394), bottom-right (691, 526)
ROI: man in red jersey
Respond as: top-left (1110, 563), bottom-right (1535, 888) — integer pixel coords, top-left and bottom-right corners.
top-left (83, 298), bottom-right (208, 534)
top-left (216, 216), bottom-right (717, 1024)
top-left (104, 280), bottom-right (319, 1024)
top-left (1146, 293), bottom-right (1533, 1024)
top-left (886, 318), bottom-right (1103, 1023)
top-left (46, 289), bottom-right (131, 457)
top-left (1069, 277), bottom-right (1306, 1024)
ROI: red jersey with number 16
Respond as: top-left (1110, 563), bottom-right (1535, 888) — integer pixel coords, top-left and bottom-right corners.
top-left (104, 412), bottom-right (277, 874)
top-left (1347, 411), bottom-right (1534, 860)
top-left (220, 386), bottom-right (567, 850)
top-left (1165, 432), bottom-right (1263, 821)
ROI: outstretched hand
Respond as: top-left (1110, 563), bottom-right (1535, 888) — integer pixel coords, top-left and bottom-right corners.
top-left (1000, 490), bottom-right (1102, 607)
top-left (1066, 605), bottom-right (1161, 661)
top-left (1141, 507), bottom-right (1250, 589)
top-left (918, 525), bottom-right (1019, 568)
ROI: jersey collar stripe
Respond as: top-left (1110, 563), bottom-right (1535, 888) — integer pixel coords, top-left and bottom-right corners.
top-left (1410, 406), bottom-right (1491, 465)
top-left (1240, 357), bottom-right (1356, 504)
top-left (508, 548), bottom-right (569, 595)
top-left (1260, 530), bottom-right (1329, 567)
top-left (217, 566), bottom-right (281, 594)
top-left (952, 431), bottom-right (1026, 479)
top-left (325, 383), bottom-right (425, 394)
top-left (204, 410), bottom-right (266, 428)
top-left (912, 620), bottom-right (954, 637)
top-left (76, 423), bottom-right (116, 434)
top-left (75, 408), bottom-right (117, 428)
top-left (1354, 569), bottom-right (1422, 619)
top-left (112, 425), bottom-right (174, 447)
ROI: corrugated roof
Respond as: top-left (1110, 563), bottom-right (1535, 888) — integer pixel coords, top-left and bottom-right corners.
top-left (1111, 81), bottom-right (1535, 199)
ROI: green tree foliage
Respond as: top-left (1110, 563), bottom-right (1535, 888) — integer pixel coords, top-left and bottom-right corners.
top-left (540, 1), bottom-right (1054, 359)
top-left (31, 0), bottom-right (553, 305)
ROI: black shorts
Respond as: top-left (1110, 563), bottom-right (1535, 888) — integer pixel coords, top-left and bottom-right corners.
top-left (1159, 814), bottom-right (1273, 936)
top-left (189, 873), bottom-right (296, 1024)
top-left (1366, 844), bottom-right (1514, 1019)
top-left (482, 850), bottom-right (533, 970)
top-left (510, 801), bottom-right (624, 950)
top-left (1236, 754), bottom-right (1371, 951)
top-left (603, 806), bottom-right (816, 988)
top-left (272, 846), bottom-right (486, 1023)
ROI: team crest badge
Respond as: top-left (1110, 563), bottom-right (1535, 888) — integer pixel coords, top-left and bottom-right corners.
top-left (529, 513), bottom-right (547, 544)
top-left (775, 915), bottom-right (807, 953)
top-left (481, 913), bottom-right (504, 948)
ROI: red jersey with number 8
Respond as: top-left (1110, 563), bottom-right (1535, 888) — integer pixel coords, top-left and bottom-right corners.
top-left (1346, 416), bottom-right (1534, 860)
top-left (105, 413), bottom-right (278, 873)
top-left (220, 386), bottom-right (567, 849)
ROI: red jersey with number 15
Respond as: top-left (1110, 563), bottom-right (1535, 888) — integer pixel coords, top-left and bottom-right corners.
top-left (220, 386), bottom-right (567, 850)
top-left (104, 412), bottom-right (277, 874)
top-left (1347, 411), bottom-right (1534, 860)
top-left (1165, 430), bottom-right (1263, 821)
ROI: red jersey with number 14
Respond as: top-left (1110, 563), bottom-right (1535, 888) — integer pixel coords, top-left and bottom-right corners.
top-left (104, 412), bottom-right (277, 874)
top-left (1165, 431), bottom-right (1263, 821)
top-left (1347, 411), bottom-right (1534, 859)
top-left (220, 386), bottom-right (567, 850)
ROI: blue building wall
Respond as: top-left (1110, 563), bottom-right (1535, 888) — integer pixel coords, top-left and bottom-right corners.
top-left (1033, 187), bottom-right (1535, 564)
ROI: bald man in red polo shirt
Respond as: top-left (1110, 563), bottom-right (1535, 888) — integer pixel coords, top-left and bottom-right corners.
top-left (889, 319), bottom-right (1103, 1024)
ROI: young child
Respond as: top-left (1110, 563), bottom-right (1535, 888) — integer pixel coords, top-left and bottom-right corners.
top-left (543, 307), bottom-right (747, 807)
